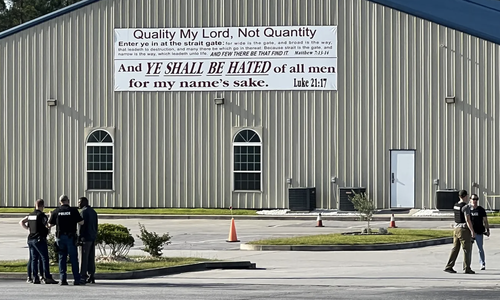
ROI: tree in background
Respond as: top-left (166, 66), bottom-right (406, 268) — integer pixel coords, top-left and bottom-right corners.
top-left (0, 0), bottom-right (80, 32)
top-left (349, 190), bottom-right (376, 233)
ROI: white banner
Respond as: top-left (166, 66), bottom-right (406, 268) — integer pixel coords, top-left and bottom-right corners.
top-left (114, 26), bottom-right (337, 91)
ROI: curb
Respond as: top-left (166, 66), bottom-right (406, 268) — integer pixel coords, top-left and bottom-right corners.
top-left (0, 261), bottom-right (256, 281)
top-left (240, 237), bottom-right (453, 251)
top-left (0, 213), bottom-right (456, 221)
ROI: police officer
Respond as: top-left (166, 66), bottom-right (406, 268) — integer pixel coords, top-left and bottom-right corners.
top-left (444, 190), bottom-right (476, 274)
top-left (48, 195), bottom-right (84, 285)
top-left (19, 199), bottom-right (58, 284)
top-left (19, 213), bottom-right (43, 283)
top-left (78, 196), bottom-right (98, 284)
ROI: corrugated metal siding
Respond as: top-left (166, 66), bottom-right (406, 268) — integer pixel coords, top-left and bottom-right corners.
top-left (1, 0), bottom-right (499, 209)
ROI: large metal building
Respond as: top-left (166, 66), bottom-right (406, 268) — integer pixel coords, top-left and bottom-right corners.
top-left (1, 0), bottom-right (499, 210)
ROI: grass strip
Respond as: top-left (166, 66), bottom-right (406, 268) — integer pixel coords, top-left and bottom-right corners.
top-left (247, 229), bottom-right (453, 245)
top-left (488, 216), bottom-right (500, 224)
top-left (0, 208), bottom-right (257, 215)
top-left (0, 257), bottom-right (214, 273)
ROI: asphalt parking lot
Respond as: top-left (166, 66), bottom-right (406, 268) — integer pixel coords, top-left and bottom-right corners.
top-left (2, 217), bottom-right (500, 299)
top-left (0, 217), bottom-right (458, 256)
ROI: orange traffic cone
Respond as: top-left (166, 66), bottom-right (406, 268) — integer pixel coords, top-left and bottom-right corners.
top-left (389, 214), bottom-right (398, 228)
top-left (316, 213), bottom-right (324, 227)
top-left (226, 217), bottom-right (240, 242)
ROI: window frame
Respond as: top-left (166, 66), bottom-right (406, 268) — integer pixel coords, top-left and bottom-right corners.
top-left (85, 129), bottom-right (114, 191)
top-left (232, 129), bottom-right (262, 192)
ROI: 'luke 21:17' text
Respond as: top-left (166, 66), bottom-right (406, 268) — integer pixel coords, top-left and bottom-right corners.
top-left (293, 78), bottom-right (328, 88)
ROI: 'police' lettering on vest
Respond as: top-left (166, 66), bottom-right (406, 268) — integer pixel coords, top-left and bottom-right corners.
top-left (58, 211), bottom-right (71, 216)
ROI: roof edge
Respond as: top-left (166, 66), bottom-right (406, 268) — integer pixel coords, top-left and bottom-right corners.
top-left (368, 0), bottom-right (500, 45)
top-left (0, 0), bottom-right (101, 40)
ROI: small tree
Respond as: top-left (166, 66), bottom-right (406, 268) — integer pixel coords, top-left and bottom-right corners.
top-left (96, 223), bottom-right (135, 258)
top-left (136, 223), bottom-right (172, 258)
top-left (349, 190), bottom-right (376, 233)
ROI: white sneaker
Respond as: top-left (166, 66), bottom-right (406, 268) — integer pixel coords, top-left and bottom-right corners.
top-left (481, 265), bottom-right (485, 270)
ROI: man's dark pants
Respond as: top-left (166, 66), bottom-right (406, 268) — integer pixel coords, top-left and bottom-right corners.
top-left (27, 238), bottom-right (52, 280)
top-left (27, 243), bottom-right (43, 279)
top-left (56, 234), bottom-right (80, 282)
top-left (79, 241), bottom-right (96, 281)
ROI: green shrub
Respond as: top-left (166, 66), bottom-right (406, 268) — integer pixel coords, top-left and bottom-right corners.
top-left (47, 233), bottom-right (70, 264)
top-left (96, 223), bottom-right (135, 258)
top-left (136, 222), bottom-right (172, 258)
top-left (47, 233), bottom-right (58, 264)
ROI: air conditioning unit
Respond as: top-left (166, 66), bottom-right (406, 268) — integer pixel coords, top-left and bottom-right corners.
top-left (288, 187), bottom-right (316, 211)
top-left (436, 189), bottom-right (459, 210)
top-left (338, 187), bottom-right (366, 211)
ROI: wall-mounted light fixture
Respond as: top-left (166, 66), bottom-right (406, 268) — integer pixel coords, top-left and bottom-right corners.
top-left (331, 176), bottom-right (337, 183)
top-left (46, 99), bottom-right (57, 106)
top-left (445, 96), bottom-right (455, 104)
top-left (214, 98), bottom-right (224, 105)
top-left (433, 179), bottom-right (439, 186)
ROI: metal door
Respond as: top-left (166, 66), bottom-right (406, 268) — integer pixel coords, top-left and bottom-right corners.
top-left (390, 150), bottom-right (415, 208)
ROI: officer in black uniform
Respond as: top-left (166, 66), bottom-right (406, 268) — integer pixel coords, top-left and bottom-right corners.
top-left (444, 190), bottom-right (476, 274)
top-left (19, 199), bottom-right (58, 284)
top-left (48, 195), bottom-right (84, 285)
top-left (20, 213), bottom-right (43, 283)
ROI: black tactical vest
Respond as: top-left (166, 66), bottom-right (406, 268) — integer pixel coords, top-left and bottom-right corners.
top-left (27, 210), bottom-right (48, 240)
top-left (454, 202), bottom-right (467, 224)
top-left (55, 204), bottom-right (78, 236)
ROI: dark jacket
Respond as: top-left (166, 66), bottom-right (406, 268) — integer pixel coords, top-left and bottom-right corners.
top-left (79, 206), bottom-right (98, 241)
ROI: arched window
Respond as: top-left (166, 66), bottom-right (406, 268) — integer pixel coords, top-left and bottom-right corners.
top-left (86, 130), bottom-right (114, 190)
top-left (233, 129), bottom-right (261, 191)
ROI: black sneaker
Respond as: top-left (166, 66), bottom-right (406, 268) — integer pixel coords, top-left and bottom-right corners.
top-left (26, 277), bottom-right (33, 283)
top-left (60, 280), bottom-right (68, 286)
top-left (444, 268), bottom-right (457, 273)
top-left (73, 281), bottom-right (81, 286)
top-left (33, 278), bottom-right (41, 284)
top-left (481, 265), bottom-right (486, 270)
top-left (465, 269), bottom-right (476, 274)
top-left (43, 278), bottom-right (59, 284)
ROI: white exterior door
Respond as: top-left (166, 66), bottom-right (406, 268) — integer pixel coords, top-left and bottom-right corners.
top-left (390, 150), bottom-right (415, 208)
